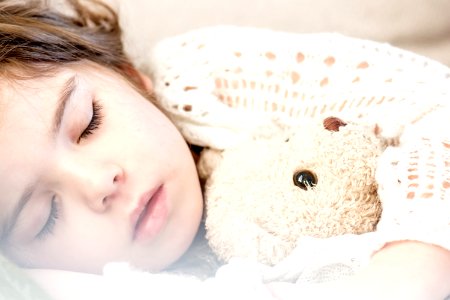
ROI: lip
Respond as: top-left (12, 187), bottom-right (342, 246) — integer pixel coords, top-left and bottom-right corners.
top-left (131, 185), bottom-right (168, 242)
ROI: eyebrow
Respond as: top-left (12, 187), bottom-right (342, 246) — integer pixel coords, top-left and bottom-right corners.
top-left (52, 75), bottom-right (78, 137)
top-left (0, 76), bottom-right (78, 242)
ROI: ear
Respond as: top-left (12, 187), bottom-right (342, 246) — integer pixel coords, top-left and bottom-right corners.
top-left (135, 70), bottom-right (153, 91)
top-left (121, 63), bottom-right (153, 92)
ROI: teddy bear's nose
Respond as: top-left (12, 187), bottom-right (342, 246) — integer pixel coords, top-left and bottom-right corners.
top-left (293, 170), bottom-right (318, 190)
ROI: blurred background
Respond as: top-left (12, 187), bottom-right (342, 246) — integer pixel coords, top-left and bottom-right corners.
top-left (103, 0), bottom-right (450, 66)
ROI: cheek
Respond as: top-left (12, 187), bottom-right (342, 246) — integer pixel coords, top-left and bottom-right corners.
top-left (120, 103), bottom-right (187, 158)
top-left (21, 211), bottom-right (129, 272)
top-left (111, 99), bottom-right (176, 139)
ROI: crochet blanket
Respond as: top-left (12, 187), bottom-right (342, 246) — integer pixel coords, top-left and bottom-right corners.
top-left (148, 26), bottom-right (450, 150)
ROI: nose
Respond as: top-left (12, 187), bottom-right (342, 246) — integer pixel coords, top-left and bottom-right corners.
top-left (57, 155), bottom-right (124, 213)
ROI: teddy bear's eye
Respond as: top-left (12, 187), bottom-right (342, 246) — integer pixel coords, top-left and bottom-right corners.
top-left (293, 170), bottom-right (317, 190)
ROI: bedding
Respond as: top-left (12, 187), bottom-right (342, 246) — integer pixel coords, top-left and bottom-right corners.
top-left (0, 255), bottom-right (52, 300)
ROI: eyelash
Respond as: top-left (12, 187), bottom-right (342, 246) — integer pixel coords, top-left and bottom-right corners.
top-left (78, 101), bottom-right (103, 142)
top-left (36, 196), bottom-right (59, 240)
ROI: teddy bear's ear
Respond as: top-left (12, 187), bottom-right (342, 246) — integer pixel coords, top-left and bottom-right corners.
top-left (323, 116), bottom-right (347, 132)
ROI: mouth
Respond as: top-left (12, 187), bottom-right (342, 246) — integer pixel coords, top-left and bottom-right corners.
top-left (132, 185), bottom-right (167, 242)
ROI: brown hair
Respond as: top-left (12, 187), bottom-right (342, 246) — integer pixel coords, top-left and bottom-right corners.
top-left (0, 0), bottom-right (143, 88)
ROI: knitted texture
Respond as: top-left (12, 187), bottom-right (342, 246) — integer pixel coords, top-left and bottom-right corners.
top-left (149, 26), bottom-right (450, 149)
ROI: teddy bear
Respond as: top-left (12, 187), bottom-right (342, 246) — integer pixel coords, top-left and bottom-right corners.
top-left (146, 25), bottom-right (450, 278)
top-left (200, 116), bottom-right (387, 266)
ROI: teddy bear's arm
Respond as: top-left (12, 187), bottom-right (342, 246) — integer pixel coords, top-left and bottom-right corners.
top-left (149, 26), bottom-right (450, 148)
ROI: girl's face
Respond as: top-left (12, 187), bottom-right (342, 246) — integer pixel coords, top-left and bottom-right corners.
top-left (0, 62), bottom-right (203, 273)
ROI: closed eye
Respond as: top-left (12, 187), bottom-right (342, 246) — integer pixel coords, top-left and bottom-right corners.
top-left (78, 100), bottom-right (103, 142)
top-left (36, 196), bottom-right (60, 240)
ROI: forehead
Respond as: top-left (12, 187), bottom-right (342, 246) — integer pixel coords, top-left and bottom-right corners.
top-left (0, 67), bottom-right (70, 118)
top-left (0, 73), bottom-right (65, 146)
top-left (0, 63), bottom-right (128, 171)
top-left (0, 61), bottom-right (127, 169)
top-left (0, 62), bottom-right (120, 125)
top-left (0, 62), bottom-right (105, 168)
top-left (0, 69), bottom-right (73, 194)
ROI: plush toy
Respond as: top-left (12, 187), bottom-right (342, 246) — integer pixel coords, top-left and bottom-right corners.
top-left (201, 116), bottom-right (386, 266)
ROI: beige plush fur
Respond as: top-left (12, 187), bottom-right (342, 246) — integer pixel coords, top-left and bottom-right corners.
top-left (202, 117), bottom-right (386, 265)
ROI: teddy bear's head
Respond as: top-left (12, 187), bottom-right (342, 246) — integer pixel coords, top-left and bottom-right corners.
top-left (203, 117), bottom-right (386, 265)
